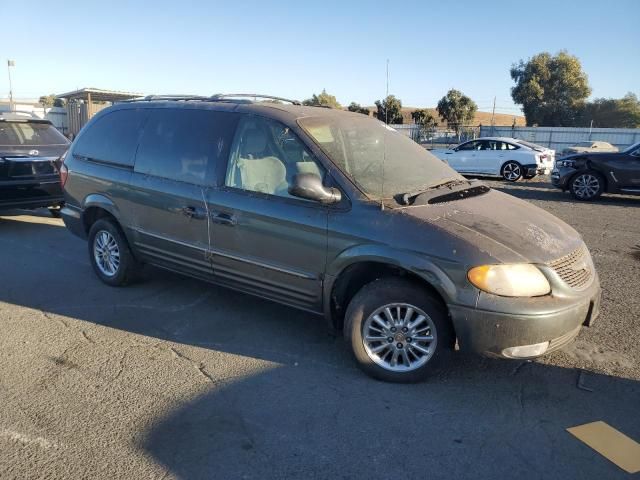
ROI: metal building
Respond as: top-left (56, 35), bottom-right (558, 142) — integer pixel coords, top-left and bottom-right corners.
top-left (56, 88), bottom-right (141, 137)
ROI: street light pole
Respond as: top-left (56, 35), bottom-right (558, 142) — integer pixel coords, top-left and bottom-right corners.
top-left (7, 60), bottom-right (15, 111)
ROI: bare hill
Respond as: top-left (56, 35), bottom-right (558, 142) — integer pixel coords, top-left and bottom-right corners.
top-left (366, 107), bottom-right (526, 126)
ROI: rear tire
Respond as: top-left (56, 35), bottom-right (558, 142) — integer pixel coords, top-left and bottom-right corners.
top-left (344, 278), bottom-right (454, 383)
top-left (88, 218), bottom-right (139, 286)
top-left (569, 171), bottom-right (604, 201)
top-left (501, 161), bottom-right (523, 182)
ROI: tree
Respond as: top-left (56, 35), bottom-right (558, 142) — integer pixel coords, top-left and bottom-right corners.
top-left (302, 89), bottom-right (341, 109)
top-left (409, 109), bottom-right (438, 143)
top-left (38, 94), bottom-right (65, 108)
top-left (374, 95), bottom-right (403, 124)
top-left (511, 51), bottom-right (591, 126)
top-left (436, 89), bottom-right (477, 135)
top-left (580, 93), bottom-right (640, 128)
top-left (411, 109), bottom-right (437, 128)
top-left (348, 102), bottom-right (370, 115)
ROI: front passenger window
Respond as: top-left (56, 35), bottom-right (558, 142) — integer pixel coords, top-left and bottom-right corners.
top-left (225, 116), bottom-right (326, 199)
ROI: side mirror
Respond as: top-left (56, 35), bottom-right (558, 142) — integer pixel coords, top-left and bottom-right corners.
top-left (288, 173), bottom-right (341, 204)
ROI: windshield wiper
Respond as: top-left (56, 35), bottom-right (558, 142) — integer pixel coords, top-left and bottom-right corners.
top-left (397, 179), bottom-right (470, 205)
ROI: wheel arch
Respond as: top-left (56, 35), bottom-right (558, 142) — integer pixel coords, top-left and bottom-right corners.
top-left (500, 159), bottom-right (522, 171)
top-left (569, 168), bottom-right (608, 193)
top-left (82, 194), bottom-right (122, 234)
top-left (324, 248), bottom-right (457, 332)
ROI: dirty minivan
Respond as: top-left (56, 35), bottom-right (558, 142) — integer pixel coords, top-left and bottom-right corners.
top-left (60, 94), bottom-right (601, 382)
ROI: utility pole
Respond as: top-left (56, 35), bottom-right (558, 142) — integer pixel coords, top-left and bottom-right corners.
top-left (490, 96), bottom-right (496, 134)
top-left (7, 60), bottom-right (15, 111)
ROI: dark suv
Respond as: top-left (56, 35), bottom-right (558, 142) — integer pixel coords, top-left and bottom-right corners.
top-left (1, 111), bottom-right (69, 216)
top-left (60, 94), bottom-right (601, 382)
top-left (551, 141), bottom-right (640, 200)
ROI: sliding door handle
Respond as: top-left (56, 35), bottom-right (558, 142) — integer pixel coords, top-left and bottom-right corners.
top-left (210, 212), bottom-right (236, 226)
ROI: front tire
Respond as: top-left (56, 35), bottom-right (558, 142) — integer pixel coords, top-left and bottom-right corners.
top-left (501, 161), bottom-right (523, 182)
top-left (569, 171), bottom-right (604, 201)
top-left (88, 218), bottom-right (139, 286)
top-left (344, 278), bottom-right (454, 383)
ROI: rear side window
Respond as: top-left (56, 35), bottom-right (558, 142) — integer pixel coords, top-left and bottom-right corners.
top-left (457, 141), bottom-right (479, 151)
top-left (134, 109), bottom-right (238, 185)
top-left (0, 121), bottom-right (68, 146)
top-left (74, 109), bottom-right (148, 166)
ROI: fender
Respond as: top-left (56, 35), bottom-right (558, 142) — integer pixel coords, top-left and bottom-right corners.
top-left (83, 193), bottom-right (121, 221)
top-left (81, 193), bottom-right (125, 233)
top-left (323, 244), bottom-right (463, 327)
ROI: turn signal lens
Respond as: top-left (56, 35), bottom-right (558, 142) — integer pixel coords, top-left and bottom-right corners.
top-left (468, 264), bottom-right (551, 297)
top-left (503, 341), bottom-right (549, 358)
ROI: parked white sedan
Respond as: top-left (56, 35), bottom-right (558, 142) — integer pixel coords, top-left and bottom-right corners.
top-left (432, 137), bottom-right (555, 181)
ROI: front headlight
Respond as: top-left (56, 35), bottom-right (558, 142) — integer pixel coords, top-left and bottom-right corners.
top-left (468, 264), bottom-right (551, 297)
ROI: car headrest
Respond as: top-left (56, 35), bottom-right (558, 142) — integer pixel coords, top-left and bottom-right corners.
top-left (242, 128), bottom-right (267, 157)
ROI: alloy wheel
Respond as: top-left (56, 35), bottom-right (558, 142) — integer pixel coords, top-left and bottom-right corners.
top-left (93, 230), bottom-right (120, 277)
top-left (362, 303), bottom-right (437, 372)
top-left (572, 174), bottom-right (600, 199)
top-left (503, 162), bottom-right (521, 181)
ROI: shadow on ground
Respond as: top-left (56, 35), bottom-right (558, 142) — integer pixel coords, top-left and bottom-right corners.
top-left (1, 213), bottom-right (639, 479)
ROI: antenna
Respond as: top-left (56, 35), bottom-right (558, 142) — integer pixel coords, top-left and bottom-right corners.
top-left (381, 59), bottom-right (389, 211)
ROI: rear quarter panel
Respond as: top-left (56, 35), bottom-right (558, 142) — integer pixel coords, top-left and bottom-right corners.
top-left (64, 156), bottom-right (134, 234)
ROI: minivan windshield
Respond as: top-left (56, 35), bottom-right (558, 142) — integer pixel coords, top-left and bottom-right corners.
top-left (0, 120), bottom-right (69, 146)
top-left (298, 115), bottom-right (462, 200)
top-left (623, 141), bottom-right (640, 153)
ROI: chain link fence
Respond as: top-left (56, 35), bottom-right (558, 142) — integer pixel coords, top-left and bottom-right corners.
top-left (390, 124), bottom-right (480, 149)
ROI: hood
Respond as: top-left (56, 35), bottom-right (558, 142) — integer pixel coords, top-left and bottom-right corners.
top-left (401, 189), bottom-right (582, 264)
top-left (559, 151), bottom-right (613, 160)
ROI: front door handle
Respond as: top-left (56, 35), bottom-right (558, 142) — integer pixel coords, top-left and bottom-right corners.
top-left (210, 211), bottom-right (236, 226)
top-left (181, 206), bottom-right (206, 220)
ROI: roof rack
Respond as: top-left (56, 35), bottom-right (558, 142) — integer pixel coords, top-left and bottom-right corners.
top-left (209, 93), bottom-right (302, 105)
top-left (122, 94), bottom-right (209, 103)
top-left (122, 93), bottom-right (303, 106)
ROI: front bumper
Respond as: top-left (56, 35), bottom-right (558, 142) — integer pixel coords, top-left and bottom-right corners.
top-left (448, 279), bottom-right (601, 359)
top-left (550, 167), bottom-right (577, 190)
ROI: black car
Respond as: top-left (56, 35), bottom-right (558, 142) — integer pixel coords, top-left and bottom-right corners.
top-left (551, 141), bottom-right (640, 200)
top-left (0, 111), bottom-right (69, 216)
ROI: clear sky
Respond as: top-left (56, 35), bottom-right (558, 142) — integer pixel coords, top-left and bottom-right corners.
top-left (3, 0), bottom-right (639, 114)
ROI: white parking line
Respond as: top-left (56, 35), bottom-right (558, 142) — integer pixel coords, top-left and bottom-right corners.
top-left (0, 429), bottom-right (59, 450)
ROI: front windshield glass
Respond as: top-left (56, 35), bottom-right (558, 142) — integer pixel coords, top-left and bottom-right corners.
top-left (298, 115), bottom-right (462, 199)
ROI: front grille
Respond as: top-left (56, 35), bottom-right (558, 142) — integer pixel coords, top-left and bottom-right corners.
top-left (547, 246), bottom-right (593, 289)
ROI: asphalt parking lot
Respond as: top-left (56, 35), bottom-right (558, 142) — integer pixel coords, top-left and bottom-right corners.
top-left (1, 178), bottom-right (639, 479)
